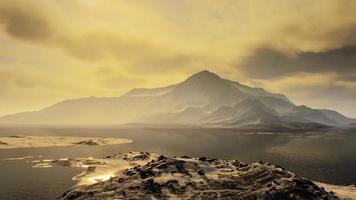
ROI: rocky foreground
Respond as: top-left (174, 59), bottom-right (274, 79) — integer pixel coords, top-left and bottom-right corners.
top-left (60, 152), bottom-right (339, 200)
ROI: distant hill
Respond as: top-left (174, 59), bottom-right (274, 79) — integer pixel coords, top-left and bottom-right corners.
top-left (0, 70), bottom-right (355, 129)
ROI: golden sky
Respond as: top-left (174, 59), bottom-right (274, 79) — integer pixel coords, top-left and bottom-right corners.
top-left (0, 0), bottom-right (356, 117)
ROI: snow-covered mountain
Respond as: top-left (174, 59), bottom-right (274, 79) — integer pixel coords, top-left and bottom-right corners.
top-left (0, 70), bottom-right (355, 128)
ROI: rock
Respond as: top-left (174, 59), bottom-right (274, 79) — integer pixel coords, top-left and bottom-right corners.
top-left (139, 169), bottom-right (155, 179)
top-left (158, 155), bottom-right (167, 161)
top-left (143, 178), bottom-right (161, 195)
top-left (73, 139), bottom-right (99, 146)
top-left (196, 169), bottom-right (205, 176)
top-left (181, 155), bottom-right (191, 158)
top-left (198, 157), bottom-right (207, 161)
top-left (8, 135), bottom-right (24, 138)
top-left (207, 158), bottom-right (217, 162)
top-left (60, 153), bottom-right (339, 200)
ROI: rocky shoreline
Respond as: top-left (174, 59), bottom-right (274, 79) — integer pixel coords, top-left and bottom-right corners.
top-left (59, 152), bottom-right (339, 200)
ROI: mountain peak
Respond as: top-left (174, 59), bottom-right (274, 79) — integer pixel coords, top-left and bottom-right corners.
top-left (194, 69), bottom-right (219, 77)
top-left (1, 69), bottom-right (354, 127)
top-left (184, 70), bottom-right (223, 83)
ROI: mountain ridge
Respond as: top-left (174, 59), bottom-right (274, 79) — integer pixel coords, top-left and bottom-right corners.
top-left (0, 70), bottom-right (355, 129)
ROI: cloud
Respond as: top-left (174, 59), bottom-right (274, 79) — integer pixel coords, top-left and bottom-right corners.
top-left (0, 70), bottom-right (13, 91)
top-left (0, 1), bottom-right (53, 41)
top-left (0, 68), bottom-right (42, 91)
top-left (58, 32), bottom-right (203, 75)
top-left (1, 0), bottom-right (356, 117)
top-left (96, 67), bottom-right (146, 89)
top-left (0, 0), bottom-right (202, 76)
top-left (237, 46), bottom-right (356, 79)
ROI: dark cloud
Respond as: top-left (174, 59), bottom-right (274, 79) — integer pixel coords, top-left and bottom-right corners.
top-left (0, 2), bottom-right (199, 75)
top-left (0, 2), bottom-right (53, 41)
top-left (238, 46), bottom-right (356, 79)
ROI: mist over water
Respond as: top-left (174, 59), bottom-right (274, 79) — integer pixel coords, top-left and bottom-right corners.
top-left (0, 126), bottom-right (356, 200)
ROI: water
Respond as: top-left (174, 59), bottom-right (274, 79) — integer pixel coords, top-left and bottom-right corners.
top-left (0, 126), bottom-right (356, 200)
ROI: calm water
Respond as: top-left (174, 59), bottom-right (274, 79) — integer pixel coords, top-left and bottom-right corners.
top-left (0, 126), bottom-right (356, 200)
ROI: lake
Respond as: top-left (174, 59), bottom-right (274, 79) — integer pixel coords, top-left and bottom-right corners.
top-left (0, 126), bottom-right (356, 200)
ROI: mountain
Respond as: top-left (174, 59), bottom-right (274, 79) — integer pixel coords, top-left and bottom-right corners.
top-left (0, 70), bottom-right (355, 128)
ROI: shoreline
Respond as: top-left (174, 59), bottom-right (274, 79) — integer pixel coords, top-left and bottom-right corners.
top-left (316, 182), bottom-right (356, 200)
top-left (0, 135), bottom-right (132, 149)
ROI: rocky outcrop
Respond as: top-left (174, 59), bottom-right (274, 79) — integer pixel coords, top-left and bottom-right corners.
top-left (73, 139), bottom-right (100, 146)
top-left (60, 152), bottom-right (338, 200)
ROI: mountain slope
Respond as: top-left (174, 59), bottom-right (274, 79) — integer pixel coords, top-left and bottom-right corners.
top-left (284, 106), bottom-right (339, 126)
top-left (205, 105), bottom-right (237, 122)
top-left (317, 109), bottom-right (356, 125)
top-left (0, 70), bottom-right (354, 128)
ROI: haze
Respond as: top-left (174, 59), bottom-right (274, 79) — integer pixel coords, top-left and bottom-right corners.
top-left (0, 0), bottom-right (356, 117)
